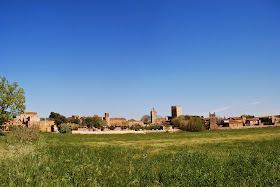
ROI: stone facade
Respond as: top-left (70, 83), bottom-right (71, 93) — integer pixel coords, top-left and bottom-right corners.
top-left (20, 112), bottom-right (40, 124)
top-left (105, 113), bottom-right (110, 126)
top-left (171, 106), bottom-right (182, 118)
top-left (110, 118), bottom-right (127, 126)
top-left (209, 112), bottom-right (218, 130)
top-left (29, 120), bottom-right (55, 132)
top-left (127, 120), bottom-right (144, 126)
top-left (150, 108), bottom-right (157, 124)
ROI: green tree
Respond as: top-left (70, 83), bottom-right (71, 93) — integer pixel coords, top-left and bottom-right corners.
top-left (0, 76), bottom-right (25, 125)
top-left (58, 123), bottom-right (72, 133)
top-left (83, 116), bottom-right (107, 128)
top-left (83, 117), bottom-right (94, 127)
top-left (49, 112), bottom-right (67, 130)
top-left (49, 112), bottom-right (61, 119)
top-left (69, 117), bottom-right (80, 124)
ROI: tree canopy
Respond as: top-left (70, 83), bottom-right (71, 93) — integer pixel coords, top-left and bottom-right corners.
top-left (0, 76), bottom-right (25, 125)
top-left (49, 112), bottom-right (67, 127)
top-left (82, 116), bottom-right (107, 128)
top-left (49, 112), bottom-right (61, 119)
top-left (141, 115), bottom-right (151, 124)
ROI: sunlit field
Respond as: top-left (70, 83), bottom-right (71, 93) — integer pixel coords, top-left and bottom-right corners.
top-left (1, 128), bottom-right (280, 186)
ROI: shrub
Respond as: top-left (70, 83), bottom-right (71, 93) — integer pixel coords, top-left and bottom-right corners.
top-left (187, 117), bottom-right (205, 132)
top-left (12, 125), bottom-right (40, 142)
top-left (171, 116), bottom-right (205, 132)
top-left (108, 126), bottom-right (116, 130)
top-left (121, 126), bottom-right (128, 130)
top-left (58, 123), bottom-right (72, 134)
top-left (7, 125), bottom-right (19, 131)
top-left (71, 123), bottom-right (80, 130)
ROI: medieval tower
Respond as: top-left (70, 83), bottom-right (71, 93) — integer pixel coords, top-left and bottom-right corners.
top-left (209, 112), bottom-right (218, 130)
top-left (105, 113), bottom-right (110, 126)
top-left (151, 108), bottom-right (157, 124)
top-left (171, 106), bottom-right (182, 118)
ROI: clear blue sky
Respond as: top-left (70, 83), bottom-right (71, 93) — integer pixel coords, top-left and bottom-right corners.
top-left (1, 0), bottom-right (279, 119)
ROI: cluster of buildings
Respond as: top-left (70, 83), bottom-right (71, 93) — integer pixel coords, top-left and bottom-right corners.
top-left (204, 113), bottom-right (280, 130)
top-left (2, 112), bottom-right (54, 131)
top-left (1, 106), bottom-right (280, 132)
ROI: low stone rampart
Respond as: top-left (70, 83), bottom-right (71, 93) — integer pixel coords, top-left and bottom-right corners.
top-left (218, 124), bottom-right (280, 130)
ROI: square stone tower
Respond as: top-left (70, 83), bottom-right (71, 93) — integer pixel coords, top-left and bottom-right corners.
top-left (209, 112), bottom-right (218, 130)
top-left (171, 106), bottom-right (182, 118)
top-left (105, 113), bottom-right (110, 126)
top-left (150, 108), bottom-right (157, 124)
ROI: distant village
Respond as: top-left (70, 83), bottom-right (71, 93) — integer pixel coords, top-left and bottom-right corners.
top-left (2, 105), bottom-right (280, 133)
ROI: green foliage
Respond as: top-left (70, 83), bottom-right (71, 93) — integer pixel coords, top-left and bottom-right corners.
top-left (49, 112), bottom-right (61, 119)
top-left (0, 76), bottom-right (26, 125)
top-left (58, 123), bottom-right (72, 134)
top-left (68, 117), bottom-right (80, 124)
top-left (187, 117), bottom-right (205, 132)
top-left (144, 125), bottom-right (163, 130)
top-left (1, 128), bottom-right (280, 186)
top-left (171, 115), bottom-right (205, 132)
top-left (70, 123), bottom-right (80, 130)
top-left (49, 112), bottom-right (67, 130)
top-left (108, 126), bottom-right (116, 130)
top-left (7, 125), bottom-right (19, 131)
top-left (83, 117), bottom-right (107, 128)
top-left (242, 115), bottom-right (255, 118)
top-left (12, 125), bottom-right (40, 142)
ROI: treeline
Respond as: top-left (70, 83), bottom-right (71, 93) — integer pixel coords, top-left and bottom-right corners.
top-left (49, 112), bottom-right (107, 133)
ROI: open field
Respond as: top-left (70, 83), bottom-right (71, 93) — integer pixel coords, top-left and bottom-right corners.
top-left (0, 128), bottom-right (280, 186)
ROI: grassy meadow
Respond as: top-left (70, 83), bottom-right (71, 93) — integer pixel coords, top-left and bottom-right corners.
top-left (0, 128), bottom-right (280, 186)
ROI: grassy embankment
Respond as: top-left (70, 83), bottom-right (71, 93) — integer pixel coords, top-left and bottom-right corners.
top-left (0, 128), bottom-right (280, 186)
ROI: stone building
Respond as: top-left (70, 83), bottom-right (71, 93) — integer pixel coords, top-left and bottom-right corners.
top-left (150, 108), bottom-right (157, 124)
top-left (127, 120), bottom-right (144, 126)
top-left (209, 112), bottom-right (218, 130)
top-left (20, 112), bottom-right (40, 125)
top-left (2, 118), bottom-right (24, 131)
top-left (110, 118), bottom-right (127, 126)
top-left (171, 106), bottom-right (182, 118)
top-left (105, 113), bottom-right (110, 126)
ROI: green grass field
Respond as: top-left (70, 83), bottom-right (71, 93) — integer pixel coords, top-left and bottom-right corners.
top-left (1, 128), bottom-right (280, 186)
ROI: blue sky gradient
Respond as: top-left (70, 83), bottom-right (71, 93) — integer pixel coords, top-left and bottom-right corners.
top-left (1, 0), bottom-right (279, 119)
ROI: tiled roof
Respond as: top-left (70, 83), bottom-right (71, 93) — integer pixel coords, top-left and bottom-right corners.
top-left (24, 112), bottom-right (37, 114)
top-left (228, 121), bottom-right (243, 124)
top-left (230, 117), bottom-right (242, 120)
top-left (246, 118), bottom-right (259, 121)
top-left (259, 116), bottom-right (271, 118)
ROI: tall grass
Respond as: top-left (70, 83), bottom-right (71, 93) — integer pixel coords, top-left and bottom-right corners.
top-left (12, 125), bottom-right (40, 142)
top-left (0, 128), bottom-right (280, 186)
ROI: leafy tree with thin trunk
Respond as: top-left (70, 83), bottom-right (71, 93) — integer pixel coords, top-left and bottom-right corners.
top-left (0, 76), bottom-right (25, 125)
